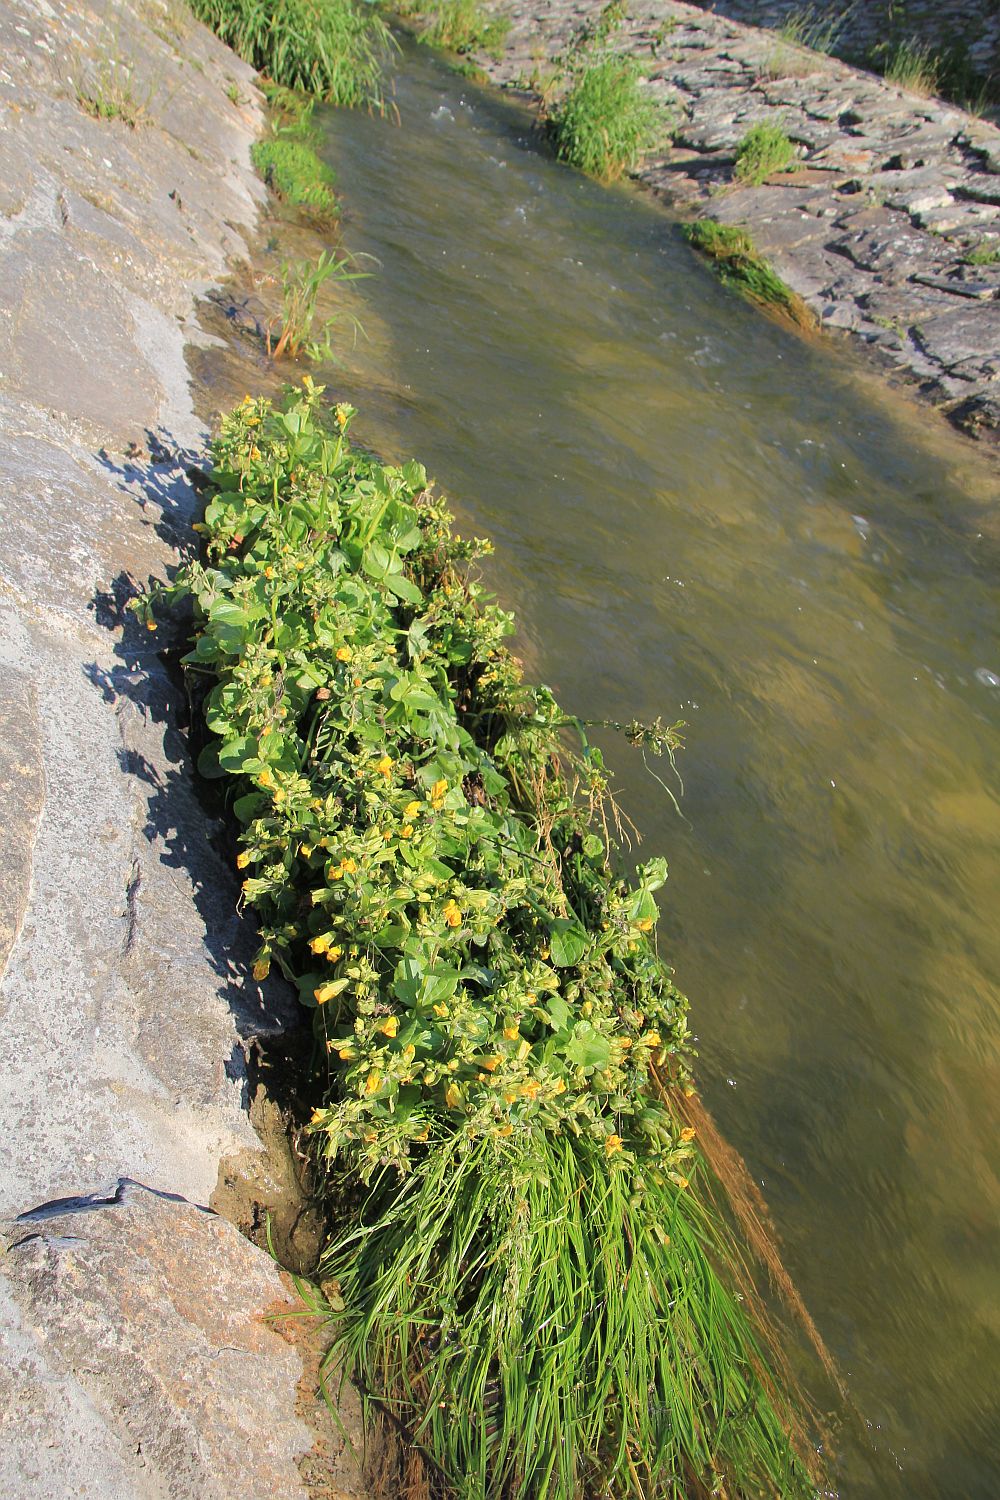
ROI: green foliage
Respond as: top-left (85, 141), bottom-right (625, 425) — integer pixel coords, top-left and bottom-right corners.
top-left (397, 0), bottom-right (510, 57)
top-left (140, 383), bottom-right (819, 1498)
top-left (251, 137), bottom-right (338, 218)
top-left (266, 253), bottom-right (365, 360)
top-left (733, 121), bottom-right (796, 186)
top-left (550, 54), bottom-right (660, 182)
top-left (880, 38), bottom-right (940, 96)
top-left (965, 239), bottom-right (1000, 266)
top-left (258, 77), bottom-right (316, 131)
top-left (545, 1), bottom-right (664, 183)
top-left (75, 54), bottom-right (149, 126)
top-left (777, 4), bottom-right (846, 55)
top-left (684, 219), bottom-right (814, 328)
top-left (187, 0), bottom-right (393, 109)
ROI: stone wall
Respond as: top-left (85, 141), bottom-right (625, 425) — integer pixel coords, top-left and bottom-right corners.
top-left (689, 0), bottom-right (1000, 89)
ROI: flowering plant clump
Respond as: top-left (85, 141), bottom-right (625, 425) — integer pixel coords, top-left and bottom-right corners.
top-left (141, 380), bottom-right (817, 1499)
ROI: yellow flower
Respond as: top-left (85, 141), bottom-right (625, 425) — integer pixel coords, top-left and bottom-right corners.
top-left (365, 1071), bottom-right (382, 1095)
top-left (404, 800), bottom-right (421, 819)
top-left (299, 843), bottom-right (313, 858)
top-left (521, 1080), bottom-right (541, 1100)
top-left (680, 1126), bottom-right (696, 1143)
top-left (431, 778), bottom-right (447, 799)
top-left (309, 1108), bottom-right (326, 1125)
top-left (443, 900), bottom-right (462, 928)
top-left (376, 755), bottom-right (393, 778)
top-left (310, 933), bottom-right (332, 954)
top-left (379, 1015), bottom-right (399, 1038)
top-left (330, 864), bottom-right (343, 881)
top-left (236, 851), bottom-right (251, 869)
top-left (480, 1055), bottom-right (502, 1072)
top-left (636, 917), bottom-right (654, 933)
top-left (145, 618), bottom-right (157, 632)
top-left (252, 959), bottom-right (270, 982)
top-left (337, 1045), bottom-right (355, 1060)
top-left (342, 857), bottom-right (357, 874)
top-left (258, 768), bottom-right (274, 789)
top-left (400, 824), bottom-right (414, 840)
top-left (444, 1082), bottom-right (461, 1109)
top-left (336, 645), bottom-right (352, 662)
top-left (432, 1002), bottom-right (449, 1018)
top-left (326, 946), bottom-right (343, 963)
top-left (401, 1044), bottom-right (416, 1063)
top-left (677, 1176), bottom-right (689, 1190)
top-left (496, 1123), bottom-right (513, 1137)
top-left (605, 1134), bottom-right (624, 1157)
top-left (249, 446), bottom-right (261, 461)
top-left (503, 1025), bottom-right (520, 1041)
top-left (314, 979), bottom-right (348, 1005)
top-left (642, 1031), bottom-right (661, 1049)
top-left (263, 565), bottom-right (275, 580)
top-left (552, 1078), bottom-right (566, 1094)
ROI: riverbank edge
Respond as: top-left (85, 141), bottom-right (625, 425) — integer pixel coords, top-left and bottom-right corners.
top-left (459, 0), bottom-right (1000, 445)
top-left (0, 2), bottom-right (364, 1494)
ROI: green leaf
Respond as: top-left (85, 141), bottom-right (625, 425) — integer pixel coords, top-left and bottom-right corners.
top-left (218, 737), bottom-right (264, 774)
top-left (564, 1021), bottom-right (611, 1070)
top-left (548, 918), bottom-right (589, 968)
top-left (196, 742), bottom-right (225, 779)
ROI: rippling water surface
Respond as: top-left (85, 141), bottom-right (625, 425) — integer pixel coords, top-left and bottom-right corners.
top-left (311, 40), bottom-right (1000, 1496)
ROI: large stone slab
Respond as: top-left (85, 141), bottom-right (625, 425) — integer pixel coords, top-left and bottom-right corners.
top-left (1, 1183), bottom-right (339, 1500)
top-left (0, 665), bottom-right (45, 979)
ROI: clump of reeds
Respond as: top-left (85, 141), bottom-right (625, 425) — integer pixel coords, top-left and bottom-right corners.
top-left (188, 0), bottom-right (392, 110)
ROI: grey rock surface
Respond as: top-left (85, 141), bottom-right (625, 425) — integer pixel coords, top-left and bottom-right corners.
top-left (0, 1), bottom-right (364, 1494)
top-left (1, 1184), bottom-right (320, 1500)
top-left (479, 0), bottom-right (1000, 438)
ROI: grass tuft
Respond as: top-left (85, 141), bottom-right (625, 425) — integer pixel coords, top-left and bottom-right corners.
top-left (266, 252), bottom-right (365, 360)
top-left (549, 53), bottom-right (662, 183)
top-left (187, 0), bottom-right (393, 109)
top-left (251, 137), bottom-right (338, 219)
top-left (76, 55), bottom-right (149, 126)
top-left (965, 239), bottom-right (1000, 266)
top-left (880, 38), bottom-right (940, 97)
top-left (684, 219), bottom-right (815, 328)
top-left (733, 121), bottom-right (796, 186)
top-left (397, 0), bottom-right (511, 58)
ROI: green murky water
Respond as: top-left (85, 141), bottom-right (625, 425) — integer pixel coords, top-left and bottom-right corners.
top-left (312, 40), bottom-right (1000, 1497)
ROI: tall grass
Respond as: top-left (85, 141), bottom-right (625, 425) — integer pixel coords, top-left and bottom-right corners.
top-left (323, 1129), bottom-right (818, 1498)
top-left (266, 252), bottom-right (365, 359)
top-left (396, 0), bottom-right (511, 58)
top-left (881, 38), bottom-right (940, 97)
top-left (188, 0), bottom-right (393, 109)
top-left (733, 121), bottom-right (796, 187)
top-left (550, 54), bottom-right (661, 183)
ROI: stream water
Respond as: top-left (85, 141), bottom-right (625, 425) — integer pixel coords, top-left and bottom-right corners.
top-left (308, 38), bottom-right (1000, 1498)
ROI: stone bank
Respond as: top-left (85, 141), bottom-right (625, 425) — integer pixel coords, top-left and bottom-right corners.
top-left (0, 1), bottom-right (363, 1494)
top-left (480, 0), bottom-right (1000, 439)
